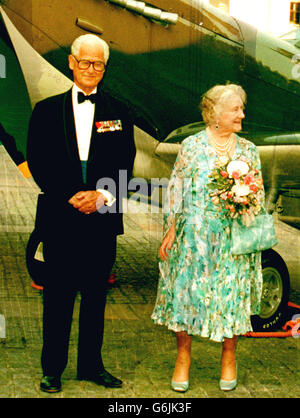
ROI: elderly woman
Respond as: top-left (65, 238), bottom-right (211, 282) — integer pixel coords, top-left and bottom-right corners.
top-left (151, 84), bottom-right (264, 392)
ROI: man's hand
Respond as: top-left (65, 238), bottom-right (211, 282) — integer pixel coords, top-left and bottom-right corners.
top-left (68, 191), bottom-right (106, 214)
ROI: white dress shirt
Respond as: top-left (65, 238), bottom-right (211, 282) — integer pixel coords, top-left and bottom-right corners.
top-left (72, 84), bottom-right (116, 207)
top-left (72, 84), bottom-right (96, 161)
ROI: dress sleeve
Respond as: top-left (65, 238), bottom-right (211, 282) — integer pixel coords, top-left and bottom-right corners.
top-left (163, 139), bottom-right (194, 235)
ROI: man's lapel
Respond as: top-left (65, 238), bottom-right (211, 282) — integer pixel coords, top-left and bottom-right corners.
top-left (87, 90), bottom-right (106, 164)
top-left (63, 89), bottom-right (81, 163)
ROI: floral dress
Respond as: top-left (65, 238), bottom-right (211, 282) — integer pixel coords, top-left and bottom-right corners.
top-left (151, 130), bottom-right (263, 342)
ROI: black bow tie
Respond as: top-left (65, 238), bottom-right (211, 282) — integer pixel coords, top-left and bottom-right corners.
top-left (77, 92), bottom-right (97, 104)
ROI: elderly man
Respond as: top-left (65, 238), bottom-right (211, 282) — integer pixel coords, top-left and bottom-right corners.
top-left (27, 34), bottom-right (136, 393)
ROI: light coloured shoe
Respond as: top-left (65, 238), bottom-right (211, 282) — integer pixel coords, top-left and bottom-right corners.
top-left (171, 380), bottom-right (189, 393)
top-left (219, 364), bottom-right (237, 391)
top-left (219, 377), bottom-right (237, 391)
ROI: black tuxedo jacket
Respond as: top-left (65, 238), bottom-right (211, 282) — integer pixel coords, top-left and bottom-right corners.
top-left (27, 88), bottom-right (136, 236)
top-left (0, 123), bottom-right (25, 165)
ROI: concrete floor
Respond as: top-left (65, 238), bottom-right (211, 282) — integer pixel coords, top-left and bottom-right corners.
top-left (0, 146), bottom-right (299, 399)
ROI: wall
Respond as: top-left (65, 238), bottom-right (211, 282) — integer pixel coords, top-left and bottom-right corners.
top-left (208, 0), bottom-right (298, 36)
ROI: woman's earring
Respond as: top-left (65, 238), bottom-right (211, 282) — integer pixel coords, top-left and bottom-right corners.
top-left (215, 121), bottom-right (219, 130)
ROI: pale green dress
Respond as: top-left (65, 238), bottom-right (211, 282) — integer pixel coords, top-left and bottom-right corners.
top-left (151, 130), bottom-right (263, 342)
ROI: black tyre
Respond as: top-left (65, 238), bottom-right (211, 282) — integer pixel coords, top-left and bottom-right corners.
top-left (251, 249), bottom-right (290, 332)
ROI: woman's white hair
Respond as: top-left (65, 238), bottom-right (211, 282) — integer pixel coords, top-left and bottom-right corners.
top-left (71, 34), bottom-right (110, 63)
top-left (200, 84), bottom-right (246, 125)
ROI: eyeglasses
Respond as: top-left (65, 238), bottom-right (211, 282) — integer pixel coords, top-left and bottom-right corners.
top-left (72, 55), bottom-right (106, 72)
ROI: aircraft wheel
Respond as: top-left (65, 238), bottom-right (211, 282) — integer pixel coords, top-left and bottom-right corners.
top-left (251, 249), bottom-right (290, 332)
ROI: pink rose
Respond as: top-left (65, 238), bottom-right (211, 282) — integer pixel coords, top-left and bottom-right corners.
top-left (244, 174), bottom-right (255, 185)
top-left (220, 170), bottom-right (228, 178)
top-left (250, 184), bottom-right (258, 193)
top-left (232, 171), bottom-right (240, 180)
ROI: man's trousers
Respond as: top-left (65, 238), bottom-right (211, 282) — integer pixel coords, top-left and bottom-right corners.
top-left (41, 209), bottom-right (117, 377)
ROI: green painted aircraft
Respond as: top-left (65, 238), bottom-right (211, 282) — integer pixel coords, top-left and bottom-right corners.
top-left (0, 0), bottom-right (299, 330)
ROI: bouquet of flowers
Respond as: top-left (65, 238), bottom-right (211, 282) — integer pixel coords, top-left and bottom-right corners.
top-left (207, 155), bottom-right (264, 226)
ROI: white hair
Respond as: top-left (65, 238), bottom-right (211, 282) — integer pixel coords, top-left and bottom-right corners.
top-left (71, 34), bottom-right (110, 63)
top-left (200, 84), bottom-right (246, 125)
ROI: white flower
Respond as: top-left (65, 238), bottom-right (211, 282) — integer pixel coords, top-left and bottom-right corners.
top-left (215, 155), bottom-right (229, 167)
top-left (232, 184), bottom-right (250, 196)
top-left (227, 160), bottom-right (249, 176)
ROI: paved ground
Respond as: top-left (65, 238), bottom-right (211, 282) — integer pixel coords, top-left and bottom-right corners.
top-left (0, 146), bottom-right (300, 401)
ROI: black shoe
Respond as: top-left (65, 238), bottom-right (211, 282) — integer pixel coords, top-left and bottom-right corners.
top-left (77, 369), bottom-right (122, 388)
top-left (40, 375), bottom-right (62, 393)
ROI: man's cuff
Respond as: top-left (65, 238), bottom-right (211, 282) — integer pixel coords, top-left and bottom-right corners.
top-left (97, 189), bottom-right (116, 207)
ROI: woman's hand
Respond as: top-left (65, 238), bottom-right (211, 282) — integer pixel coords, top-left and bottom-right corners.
top-left (159, 222), bottom-right (176, 261)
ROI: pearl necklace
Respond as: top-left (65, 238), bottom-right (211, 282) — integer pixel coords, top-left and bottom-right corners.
top-left (207, 129), bottom-right (235, 156)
